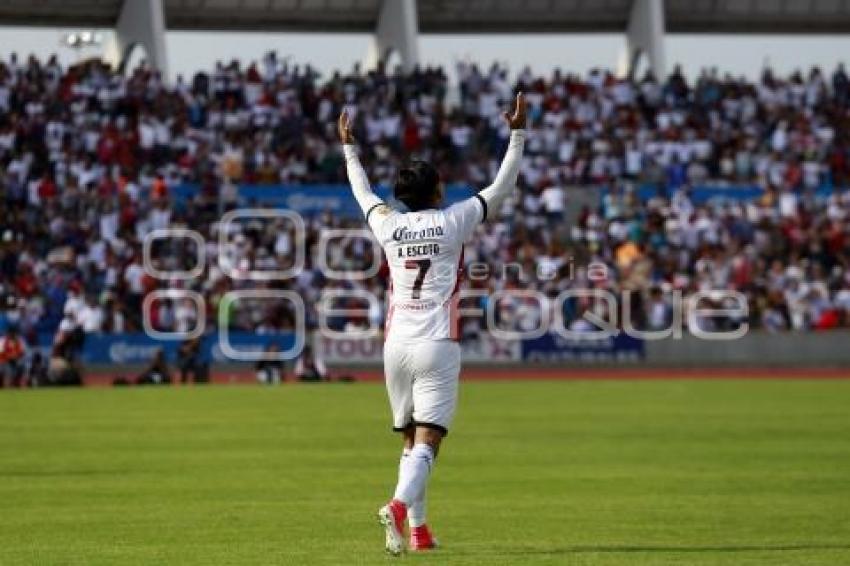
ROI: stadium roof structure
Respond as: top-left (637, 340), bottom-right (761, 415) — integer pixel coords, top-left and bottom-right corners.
top-left (3, 0), bottom-right (850, 78)
top-left (5, 0), bottom-right (850, 34)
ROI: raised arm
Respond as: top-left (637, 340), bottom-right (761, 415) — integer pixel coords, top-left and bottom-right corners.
top-left (339, 111), bottom-right (386, 225)
top-left (478, 92), bottom-right (527, 218)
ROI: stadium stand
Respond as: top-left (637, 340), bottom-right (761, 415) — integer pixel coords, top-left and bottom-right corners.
top-left (2, 52), bottom-right (850, 362)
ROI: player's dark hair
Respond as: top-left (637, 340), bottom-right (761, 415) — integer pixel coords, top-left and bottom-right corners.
top-left (394, 161), bottom-right (440, 211)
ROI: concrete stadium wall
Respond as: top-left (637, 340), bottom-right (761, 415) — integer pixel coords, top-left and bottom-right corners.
top-left (85, 331), bottom-right (850, 377)
top-left (643, 331), bottom-right (850, 368)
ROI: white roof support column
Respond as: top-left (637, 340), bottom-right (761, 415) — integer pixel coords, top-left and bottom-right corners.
top-left (113, 0), bottom-right (169, 77)
top-left (366, 0), bottom-right (420, 73)
top-left (626, 0), bottom-right (666, 79)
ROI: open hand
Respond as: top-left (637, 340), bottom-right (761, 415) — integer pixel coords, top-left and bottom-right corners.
top-left (502, 92), bottom-right (527, 130)
top-left (338, 110), bottom-right (355, 144)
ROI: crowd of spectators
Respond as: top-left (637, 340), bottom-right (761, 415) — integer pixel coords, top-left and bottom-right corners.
top-left (2, 50), bottom-right (850, 363)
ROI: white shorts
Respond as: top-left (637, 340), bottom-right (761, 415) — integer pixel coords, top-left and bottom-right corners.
top-left (383, 338), bottom-right (461, 435)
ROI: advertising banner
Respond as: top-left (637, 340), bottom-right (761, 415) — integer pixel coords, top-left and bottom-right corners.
top-left (521, 332), bottom-right (645, 362)
top-left (32, 332), bottom-right (642, 365)
top-left (316, 334), bottom-right (522, 364)
top-left (34, 332), bottom-right (297, 365)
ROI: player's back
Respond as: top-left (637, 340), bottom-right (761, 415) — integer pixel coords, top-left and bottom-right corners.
top-left (370, 197), bottom-right (485, 342)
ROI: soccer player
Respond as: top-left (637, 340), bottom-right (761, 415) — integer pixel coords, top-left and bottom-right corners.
top-left (339, 93), bottom-right (526, 555)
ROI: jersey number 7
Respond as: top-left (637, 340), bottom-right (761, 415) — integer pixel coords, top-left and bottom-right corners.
top-left (404, 259), bottom-right (432, 299)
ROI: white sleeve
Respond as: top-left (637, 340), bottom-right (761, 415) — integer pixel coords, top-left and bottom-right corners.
top-left (342, 144), bottom-right (391, 232)
top-left (445, 196), bottom-right (486, 243)
top-left (478, 129), bottom-right (526, 219)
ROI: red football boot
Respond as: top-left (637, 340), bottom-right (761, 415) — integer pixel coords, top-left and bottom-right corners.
top-left (409, 524), bottom-right (438, 551)
top-left (377, 499), bottom-right (407, 555)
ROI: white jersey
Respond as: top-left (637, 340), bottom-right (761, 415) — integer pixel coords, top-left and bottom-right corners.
top-left (342, 129), bottom-right (525, 344)
top-left (367, 196), bottom-right (486, 342)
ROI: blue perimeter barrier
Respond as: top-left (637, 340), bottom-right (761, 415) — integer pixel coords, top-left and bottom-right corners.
top-left (170, 183), bottom-right (845, 216)
top-left (30, 332), bottom-right (644, 365)
top-left (628, 184), bottom-right (840, 204)
top-left (33, 332), bottom-right (298, 365)
top-left (170, 184), bottom-right (477, 216)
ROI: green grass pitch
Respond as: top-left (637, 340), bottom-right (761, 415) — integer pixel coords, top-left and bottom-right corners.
top-left (1, 379), bottom-right (849, 565)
